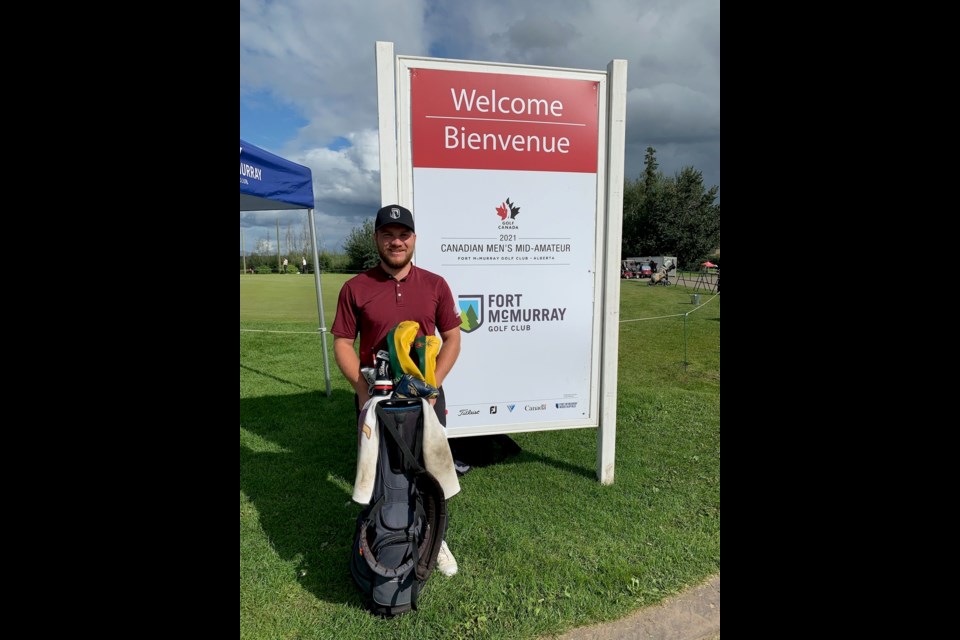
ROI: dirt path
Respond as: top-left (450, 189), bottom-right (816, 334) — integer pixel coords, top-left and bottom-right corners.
top-left (542, 574), bottom-right (720, 640)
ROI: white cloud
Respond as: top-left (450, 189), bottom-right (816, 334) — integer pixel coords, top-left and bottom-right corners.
top-left (241, 0), bottom-right (720, 251)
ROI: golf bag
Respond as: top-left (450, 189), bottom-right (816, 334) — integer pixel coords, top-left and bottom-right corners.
top-left (349, 398), bottom-right (448, 616)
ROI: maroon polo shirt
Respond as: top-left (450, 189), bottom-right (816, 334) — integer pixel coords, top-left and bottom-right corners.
top-left (332, 264), bottom-right (462, 368)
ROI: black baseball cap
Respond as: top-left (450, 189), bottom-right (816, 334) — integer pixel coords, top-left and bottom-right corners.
top-left (375, 204), bottom-right (415, 232)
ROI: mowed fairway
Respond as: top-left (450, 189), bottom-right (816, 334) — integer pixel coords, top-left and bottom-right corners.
top-left (240, 273), bottom-right (349, 327)
top-left (240, 272), bottom-right (719, 640)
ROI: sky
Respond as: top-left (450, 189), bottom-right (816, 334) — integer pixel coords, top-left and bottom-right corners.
top-left (240, 0), bottom-right (720, 256)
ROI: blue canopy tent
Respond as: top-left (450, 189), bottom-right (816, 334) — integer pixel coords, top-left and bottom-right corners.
top-left (240, 138), bottom-right (331, 396)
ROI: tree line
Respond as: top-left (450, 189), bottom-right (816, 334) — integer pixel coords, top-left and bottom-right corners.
top-left (240, 147), bottom-right (719, 274)
top-left (621, 147), bottom-right (720, 270)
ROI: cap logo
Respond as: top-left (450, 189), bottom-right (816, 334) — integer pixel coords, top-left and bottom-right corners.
top-left (390, 208), bottom-right (401, 220)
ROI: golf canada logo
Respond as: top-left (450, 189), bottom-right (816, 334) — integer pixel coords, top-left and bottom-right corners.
top-left (496, 197), bottom-right (520, 229)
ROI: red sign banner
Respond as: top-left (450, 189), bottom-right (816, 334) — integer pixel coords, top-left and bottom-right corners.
top-left (411, 68), bottom-right (599, 173)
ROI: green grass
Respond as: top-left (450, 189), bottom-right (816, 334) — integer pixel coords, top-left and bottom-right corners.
top-left (240, 273), bottom-right (720, 640)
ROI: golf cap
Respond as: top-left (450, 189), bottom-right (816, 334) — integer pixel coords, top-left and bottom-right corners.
top-left (375, 204), bottom-right (415, 233)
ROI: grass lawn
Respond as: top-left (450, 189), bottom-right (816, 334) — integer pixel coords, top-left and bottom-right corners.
top-left (240, 273), bottom-right (720, 640)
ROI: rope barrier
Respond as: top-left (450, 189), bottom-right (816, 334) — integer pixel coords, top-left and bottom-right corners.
top-left (240, 328), bottom-right (321, 335)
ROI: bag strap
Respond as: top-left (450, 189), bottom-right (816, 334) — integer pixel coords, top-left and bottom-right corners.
top-left (413, 471), bottom-right (447, 580)
top-left (376, 402), bottom-right (425, 473)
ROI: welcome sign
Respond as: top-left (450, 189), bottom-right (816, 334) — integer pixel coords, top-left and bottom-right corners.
top-left (409, 68), bottom-right (598, 173)
top-left (379, 44), bottom-right (626, 486)
top-left (395, 62), bottom-right (603, 434)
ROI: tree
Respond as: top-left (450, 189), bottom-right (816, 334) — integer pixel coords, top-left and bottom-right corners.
top-left (660, 167), bottom-right (720, 269)
top-left (343, 219), bottom-right (379, 271)
top-left (461, 304), bottom-right (479, 332)
top-left (621, 147), bottom-right (719, 269)
top-left (622, 147), bottom-right (670, 258)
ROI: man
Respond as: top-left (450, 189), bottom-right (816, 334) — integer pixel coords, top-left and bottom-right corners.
top-left (331, 203), bottom-right (462, 576)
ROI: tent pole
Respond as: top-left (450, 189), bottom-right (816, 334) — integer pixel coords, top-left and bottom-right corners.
top-left (308, 208), bottom-right (332, 397)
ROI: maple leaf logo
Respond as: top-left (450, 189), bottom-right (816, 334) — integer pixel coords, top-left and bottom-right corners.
top-left (495, 198), bottom-right (521, 221)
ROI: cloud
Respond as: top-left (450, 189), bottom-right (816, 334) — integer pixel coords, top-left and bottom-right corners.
top-left (241, 0), bottom-right (720, 252)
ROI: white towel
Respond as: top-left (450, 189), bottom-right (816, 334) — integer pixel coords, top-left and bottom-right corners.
top-left (352, 396), bottom-right (461, 504)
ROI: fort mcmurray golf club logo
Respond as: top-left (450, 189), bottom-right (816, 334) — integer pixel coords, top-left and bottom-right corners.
top-left (459, 295), bottom-right (484, 333)
top-left (460, 292), bottom-right (567, 334)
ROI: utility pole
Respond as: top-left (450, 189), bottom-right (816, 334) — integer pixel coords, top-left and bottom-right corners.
top-left (276, 217), bottom-right (281, 273)
top-left (241, 228), bottom-right (246, 273)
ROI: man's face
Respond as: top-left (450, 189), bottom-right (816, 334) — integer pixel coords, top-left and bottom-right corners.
top-left (376, 224), bottom-right (415, 269)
